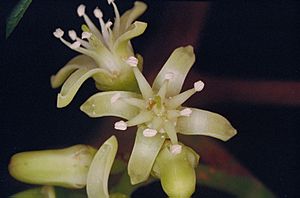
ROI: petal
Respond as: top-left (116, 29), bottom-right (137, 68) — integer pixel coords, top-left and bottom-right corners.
top-left (176, 108), bottom-right (237, 141)
top-left (128, 127), bottom-right (165, 185)
top-left (118, 1), bottom-right (147, 34)
top-left (152, 46), bottom-right (195, 97)
top-left (113, 21), bottom-right (147, 57)
top-left (80, 91), bottom-right (141, 120)
top-left (51, 55), bottom-right (96, 88)
top-left (57, 68), bottom-right (107, 108)
top-left (87, 136), bottom-right (118, 198)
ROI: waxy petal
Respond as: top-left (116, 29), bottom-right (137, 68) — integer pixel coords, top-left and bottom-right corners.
top-left (80, 91), bottom-right (141, 120)
top-left (152, 46), bottom-right (195, 97)
top-left (128, 127), bottom-right (165, 185)
top-left (87, 136), bottom-right (118, 198)
top-left (119, 1), bottom-right (147, 34)
top-left (176, 108), bottom-right (237, 141)
top-left (51, 55), bottom-right (96, 88)
top-left (114, 21), bottom-right (147, 57)
top-left (57, 68), bottom-right (107, 108)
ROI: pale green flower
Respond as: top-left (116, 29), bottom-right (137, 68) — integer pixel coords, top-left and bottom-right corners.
top-left (80, 46), bottom-right (237, 184)
top-left (51, 1), bottom-right (147, 108)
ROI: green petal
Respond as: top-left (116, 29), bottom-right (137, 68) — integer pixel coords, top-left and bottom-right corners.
top-left (87, 136), bottom-right (118, 198)
top-left (176, 108), bottom-right (237, 141)
top-left (57, 68), bottom-right (107, 108)
top-left (10, 186), bottom-right (55, 198)
top-left (118, 1), bottom-right (147, 34)
top-left (114, 21), bottom-right (147, 57)
top-left (152, 46), bottom-right (195, 97)
top-left (80, 91), bottom-right (141, 120)
top-left (51, 55), bottom-right (96, 88)
top-left (128, 127), bottom-right (165, 185)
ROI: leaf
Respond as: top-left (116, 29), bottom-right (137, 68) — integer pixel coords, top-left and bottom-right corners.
top-left (6, 0), bottom-right (32, 38)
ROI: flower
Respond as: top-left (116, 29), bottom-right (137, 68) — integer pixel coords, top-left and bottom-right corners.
top-left (51, 1), bottom-right (147, 108)
top-left (80, 46), bottom-right (237, 184)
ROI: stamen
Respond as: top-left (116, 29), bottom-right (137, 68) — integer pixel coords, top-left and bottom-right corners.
top-left (81, 32), bottom-right (92, 39)
top-left (70, 41), bottom-right (81, 49)
top-left (114, 120), bottom-right (127, 130)
top-left (166, 88), bottom-right (195, 109)
top-left (110, 93), bottom-right (121, 104)
top-left (163, 120), bottom-right (178, 144)
top-left (143, 128), bottom-right (158, 137)
top-left (77, 4), bottom-right (86, 17)
top-left (93, 7), bottom-right (103, 18)
top-left (180, 108), bottom-right (192, 117)
top-left (164, 72), bottom-right (174, 80)
top-left (68, 30), bottom-right (77, 41)
top-left (194, 80), bottom-right (205, 92)
top-left (53, 28), bottom-right (64, 38)
top-left (126, 56), bottom-right (138, 67)
top-left (170, 144), bottom-right (182, 155)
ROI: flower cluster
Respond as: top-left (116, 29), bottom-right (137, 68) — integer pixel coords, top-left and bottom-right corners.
top-left (51, 1), bottom-right (147, 108)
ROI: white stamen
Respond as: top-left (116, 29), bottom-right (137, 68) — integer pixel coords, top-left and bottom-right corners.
top-left (180, 108), bottom-right (192, 117)
top-left (126, 56), bottom-right (138, 67)
top-left (70, 41), bottom-right (81, 49)
top-left (114, 121), bottom-right (127, 130)
top-left (81, 32), bottom-right (92, 39)
top-left (68, 30), bottom-right (77, 41)
top-left (53, 28), bottom-right (64, 38)
top-left (93, 7), bottom-right (103, 18)
top-left (194, 80), bottom-right (205, 92)
top-left (143, 128), bottom-right (158, 137)
top-left (110, 93), bottom-right (121, 104)
top-left (164, 72), bottom-right (174, 80)
top-left (77, 4), bottom-right (86, 17)
top-left (107, 0), bottom-right (114, 5)
top-left (170, 144), bottom-right (182, 155)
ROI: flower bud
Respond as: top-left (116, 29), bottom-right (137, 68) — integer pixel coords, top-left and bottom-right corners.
top-left (9, 145), bottom-right (96, 188)
top-left (152, 141), bottom-right (199, 198)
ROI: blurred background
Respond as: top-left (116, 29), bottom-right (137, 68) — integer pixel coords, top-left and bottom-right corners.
top-left (2, 0), bottom-right (299, 197)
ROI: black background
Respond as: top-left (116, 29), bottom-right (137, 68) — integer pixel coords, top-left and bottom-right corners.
top-left (2, 0), bottom-right (299, 197)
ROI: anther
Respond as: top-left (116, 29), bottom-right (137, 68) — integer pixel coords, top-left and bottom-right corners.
top-left (105, 21), bottom-right (113, 29)
top-left (77, 4), bottom-right (86, 17)
top-left (93, 7), bottom-right (103, 18)
top-left (70, 41), bottom-right (81, 49)
top-left (81, 32), bottom-right (92, 39)
top-left (110, 93), bottom-right (121, 104)
top-left (114, 121), bottom-right (127, 130)
top-left (164, 72), bottom-right (174, 80)
top-left (194, 80), bottom-right (205, 92)
top-left (126, 56), bottom-right (138, 67)
top-left (53, 28), bottom-right (64, 38)
top-left (68, 30), bottom-right (77, 41)
top-left (180, 108), bottom-right (192, 117)
top-left (143, 128), bottom-right (158, 137)
top-left (170, 144), bottom-right (182, 155)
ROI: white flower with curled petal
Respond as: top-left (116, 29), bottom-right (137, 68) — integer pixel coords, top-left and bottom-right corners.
top-left (80, 46), bottom-right (237, 185)
top-left (51, 1), bottom-right (147, 108)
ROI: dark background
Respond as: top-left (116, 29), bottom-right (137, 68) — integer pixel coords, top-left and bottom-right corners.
top-left (2, 0), bottom-right (299, 197)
